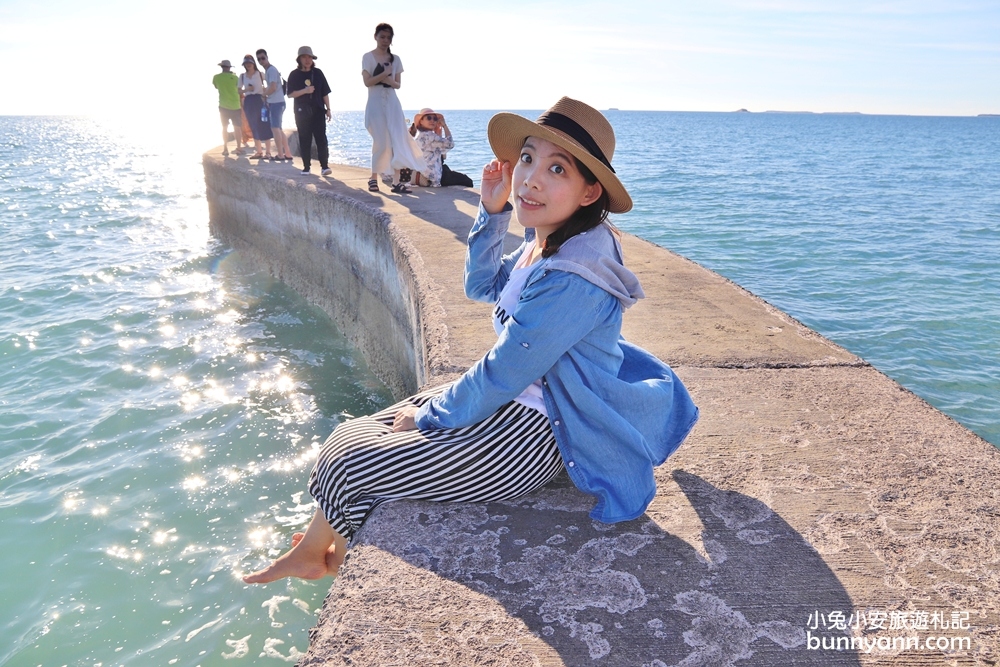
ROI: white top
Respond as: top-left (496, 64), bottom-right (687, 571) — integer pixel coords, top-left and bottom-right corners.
top-left (264, 65), bottom-right (283, 104)
top-left (492, 241), bottom-right (548, 416)
top-left (362, 51), bottom-right (403, 81)
top-left (239, 71), bottom-right (265, 96)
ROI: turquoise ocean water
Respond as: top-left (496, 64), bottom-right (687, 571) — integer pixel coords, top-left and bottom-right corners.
top-left (2, 111), bottom-right (998, 665)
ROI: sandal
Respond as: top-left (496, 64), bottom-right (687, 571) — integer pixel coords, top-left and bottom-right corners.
top-left (250, 153), bottom-right (264, 159)
top-left (390, 182), bottom-right (411, 194)
top-left (368, 179), bottom-right (379, 192)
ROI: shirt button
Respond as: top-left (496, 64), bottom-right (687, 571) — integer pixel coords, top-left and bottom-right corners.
top-left (554, 420), bottom-right (560, 426)
top-left (567, 461), bottom-right (575, 467)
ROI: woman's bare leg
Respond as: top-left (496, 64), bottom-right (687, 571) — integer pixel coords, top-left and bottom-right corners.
top-left (242, 508), bottom-right (347, 583)
top-left (290, 530), bottom-right (344, 574)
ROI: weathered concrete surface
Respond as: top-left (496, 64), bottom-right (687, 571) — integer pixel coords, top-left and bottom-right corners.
top-left (203, 148), bottom-right (1000, 666)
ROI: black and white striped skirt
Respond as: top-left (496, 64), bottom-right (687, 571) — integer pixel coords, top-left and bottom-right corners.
top-left (308, 385), bottom-right (565, 540)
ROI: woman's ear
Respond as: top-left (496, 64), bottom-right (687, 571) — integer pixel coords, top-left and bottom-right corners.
top-left (580, 181), bottom-right (604, 207)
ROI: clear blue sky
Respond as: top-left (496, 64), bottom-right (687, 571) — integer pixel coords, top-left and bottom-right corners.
top-left (1, 0), bottom-right (997, 117)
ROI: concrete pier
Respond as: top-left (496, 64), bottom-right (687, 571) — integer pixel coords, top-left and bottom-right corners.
top-left (203, 149), bottom-right (1000, 666)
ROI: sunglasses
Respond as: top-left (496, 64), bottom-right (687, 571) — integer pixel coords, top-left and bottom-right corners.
top-left (423, 115), bottom-right (439, 122)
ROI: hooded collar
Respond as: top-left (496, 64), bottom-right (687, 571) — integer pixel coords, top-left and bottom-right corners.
top-left (524, 223), bottom-right (645, 309)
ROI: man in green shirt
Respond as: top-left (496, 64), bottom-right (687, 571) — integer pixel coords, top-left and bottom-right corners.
top-left (213, 60), bottom-right (246, 156)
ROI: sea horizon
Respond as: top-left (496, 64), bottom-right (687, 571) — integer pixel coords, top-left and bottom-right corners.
top-left (4, 108), bottom-right (999, 118)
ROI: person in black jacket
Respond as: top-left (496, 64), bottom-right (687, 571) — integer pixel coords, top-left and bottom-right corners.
top-left (286, 46), bottom-right (332, 175)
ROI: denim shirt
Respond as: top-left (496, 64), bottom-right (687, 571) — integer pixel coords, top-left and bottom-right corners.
top-left (415, 203), bottom-right (699, 522)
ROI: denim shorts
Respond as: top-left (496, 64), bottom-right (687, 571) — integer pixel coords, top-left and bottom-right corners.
top-left (268, 101), bottom-right (285, 129)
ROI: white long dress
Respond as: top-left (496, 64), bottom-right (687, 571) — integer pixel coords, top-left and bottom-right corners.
top-left (362, 52), bottom-right (424, 177)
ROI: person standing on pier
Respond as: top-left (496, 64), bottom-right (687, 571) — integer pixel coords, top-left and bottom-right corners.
top-left (256, 49), bottom-right (294, 163)
top-left (238, 55), bottom-right (274, 160)
top-left (213, 60), bottom-right (246, 157)
top-left (241, 97), bottom-right (699, 585)
top-left (286, 46), bottom-right (332, 176)
top-left (362, 23), bottom-right (425, 193)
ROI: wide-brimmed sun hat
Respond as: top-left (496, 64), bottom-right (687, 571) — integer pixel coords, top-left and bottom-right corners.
top-left (297, 46), bottom-right (317, 59)
top-left (218, 59), bottom-right (233, 68)
top-left (413, 108), bottom-right (443, 125)
top-left (488, 97), bottom-right (631, 213)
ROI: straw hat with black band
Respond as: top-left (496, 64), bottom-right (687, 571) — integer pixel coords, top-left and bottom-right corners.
top-left (487, 97), bottom-right (632, 214)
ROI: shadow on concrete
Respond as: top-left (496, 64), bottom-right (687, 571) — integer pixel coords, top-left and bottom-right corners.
top-left (355, 470), bottom-right (862, 666)
top-left (386, 185), bottom-right (524, 250)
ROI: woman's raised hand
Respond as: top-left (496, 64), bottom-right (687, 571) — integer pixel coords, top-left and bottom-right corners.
top-left (480, 159), bottom-right (512, 215)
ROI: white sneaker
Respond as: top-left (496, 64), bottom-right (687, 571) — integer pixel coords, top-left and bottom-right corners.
top-left (321, 167), bottom-right (332, 176)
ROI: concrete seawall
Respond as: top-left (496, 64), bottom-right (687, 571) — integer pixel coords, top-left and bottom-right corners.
top-left (203, 150), bottom-right (1000, 666)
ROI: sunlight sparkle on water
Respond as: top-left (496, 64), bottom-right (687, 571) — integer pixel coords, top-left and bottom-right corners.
top-left (179, 444), bottom-right (203, 461)
top-left (248, 527), bottom-right (279, 548)
top-left (216, 309), bottom-right (239, 324)
top-left (106, 545), bottom-right (142, 562)
top-left (275, 375), bottom-right (293, 393)
top-left (203, 383), bottom-right (233, 404)
top-left (182, 476), bottom-right (206, 491)
top-left (153, 529), bottom-right (178, 545)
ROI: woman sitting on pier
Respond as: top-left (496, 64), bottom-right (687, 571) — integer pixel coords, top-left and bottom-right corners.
top-left (242, 97), bottom-right (699, 584)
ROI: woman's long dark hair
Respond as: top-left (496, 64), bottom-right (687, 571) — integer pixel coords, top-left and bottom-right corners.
top-left (540, 156), bottom-right (612, 258)
top-left (375, 23), bottom-right (395, 63)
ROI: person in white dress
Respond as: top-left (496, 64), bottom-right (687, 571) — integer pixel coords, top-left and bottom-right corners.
top-left (362, 23), bottom-right (425, 194)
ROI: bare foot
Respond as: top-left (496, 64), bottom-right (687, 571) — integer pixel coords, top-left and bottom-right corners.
top-left (242, 543), bottom-right (329, 584)
top-left (291, 532), bottom-right (344, 576)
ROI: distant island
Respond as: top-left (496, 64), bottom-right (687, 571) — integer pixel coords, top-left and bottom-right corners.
top-left (979, 114), bottom-right (1000, 117)
top-left (760, 110), bottom-right (864, 115)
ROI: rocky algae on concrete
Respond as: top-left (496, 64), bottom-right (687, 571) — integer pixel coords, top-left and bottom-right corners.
top-left (204, 150), bottom-right (1000, 666)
